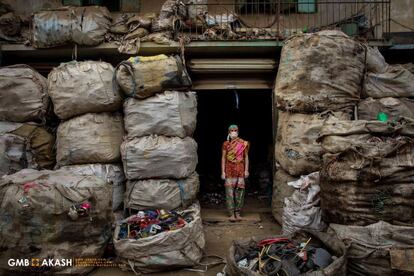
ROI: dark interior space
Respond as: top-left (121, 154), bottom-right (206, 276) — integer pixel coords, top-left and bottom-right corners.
top-left (194, 90), bottom-right (274, 204)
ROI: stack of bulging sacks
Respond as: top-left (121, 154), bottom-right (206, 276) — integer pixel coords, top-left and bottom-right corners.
top-left (272, 30), bottom-right (365, 234)
top-left (320, 48), bottom-right (414, 275)
top-left (48, 60), bottom-right (125, 211)
top-left (113, 54), bottom-right (205, 273)
top-left (0, 65), bottom-right (55, 177)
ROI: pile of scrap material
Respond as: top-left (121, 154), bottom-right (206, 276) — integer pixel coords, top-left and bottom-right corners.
top-left (272, 31), bottom-right (414, 275)
top-left (0, 50), bottom-right (204, 273)
top-left (225, 231), bottom-right (347, 276)
top-left (321, 46), bottom-right (414, 275)
top-left (114, 203), bottom-right (204, 273)
top-left (117, 209), bottom-right (193, 240)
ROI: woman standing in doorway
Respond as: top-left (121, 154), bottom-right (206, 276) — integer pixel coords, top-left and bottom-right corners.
top-left (221, 124), bottom-right (249, 222)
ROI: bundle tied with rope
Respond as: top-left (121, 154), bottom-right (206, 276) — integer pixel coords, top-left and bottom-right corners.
top-left (114, 54), bottom-right (192, 99)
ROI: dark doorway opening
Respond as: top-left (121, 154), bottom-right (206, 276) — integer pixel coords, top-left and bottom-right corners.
top-left (194, 90), bottom-right (273, 207)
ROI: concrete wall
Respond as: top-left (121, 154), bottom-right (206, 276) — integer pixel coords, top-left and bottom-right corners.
top-left (390, 0), bottom-right (414, 33)
top-left (3, 0), bottom-right (62, 20)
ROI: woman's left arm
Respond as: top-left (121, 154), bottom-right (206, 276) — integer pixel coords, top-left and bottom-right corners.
top-left (244, 142), bottom-right (249, 177)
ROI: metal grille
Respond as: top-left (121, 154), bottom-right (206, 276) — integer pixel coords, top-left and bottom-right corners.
top-left (178, 0), bottom-right (391, 41)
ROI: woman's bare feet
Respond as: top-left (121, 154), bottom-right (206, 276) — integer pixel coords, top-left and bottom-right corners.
top-left (229, 214), bottom-right (237, 222)
top-left (235, 212), bottom-right (242, 221)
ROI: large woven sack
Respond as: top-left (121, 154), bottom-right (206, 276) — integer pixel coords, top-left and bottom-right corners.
top-left (114, 203), bottom-right (205, 273)
top-left (358, 97), bottom-right (414, 121)
top-left (319, 119), bottom-right (414, 226)
top-left (48, 60), bottom-right (122, 119)
top-left (32, 6), bottom-right (110, 48)
top-left (364, 64), bottom-right (414, 98)
top-left (0, 122), bottom-right (55, 176)
top-left (57, 112), bottom-right (124, 166)
top-left (329, 221), bottom-right (414, 276)
top-left (275, 30), bottom-right (365, 112)
top-left (121, 135), bottom-right (197, 180)
top-left (319, 120), bottom-right (414, 182)
top-left (124, 91), bottom-right (197, 138)
top-left (271, 169), bottom-right (296, 225)
top-left (60, 164), bottom-right (125, 211)
top-left (225, 230), bottom-right (347, 276)
top-left (0, 64), bottom-right (48, 123)
top-left (320, 177), bottom-right (414, 226)
top-left (275, 111), bottom-right (351, 176)
top-left (115, 55), bottom-right (192, 99)
top-left (0, 169), bottom-right (113, 275)
top-left (125, 172), bottom-right (199, 211)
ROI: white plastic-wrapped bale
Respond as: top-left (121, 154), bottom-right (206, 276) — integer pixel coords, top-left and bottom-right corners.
top-left (364, 64), bottom-right (414, 98)
top-left (124, 91), bottom-right (197, 138)
top-left (282, 172), bottom-right (326, 235)
top-left (125, 172), bottom-right (199, 211)
top-left (275, 110), bottom-right (351, 176)
top-left (275, 30), bottom-right (365, 112)
top-left (358, 97), bottom-right (414, 120)
top-left (115, 55), bottom-right (192, 99)
top-left (32, 6), bottom-right (111, 48)
top-left (271, 169), bottom-right (296, 225)
top-left (0, 169), bottom-right (112, 275)
top-left (366, 46), bottom-right (388, 74)
top-left (319, 120), bottom-right (414, 226)
top-left (329, 221), bottom-right (414, 275)
top-left (57, 112), bottom-right (124, 166)
top-left (0, 122), bottom-right (55, 176)
top-left (114, 203), bottom-right (204, 273)
top-left (121, 135), bottom-right (197, 180)
top-left (48, 61), bottom-right (122, 120)
top-left (0, 64), bottom-right (48, 123)
top-left (59, 164), bottom-right (125, 211)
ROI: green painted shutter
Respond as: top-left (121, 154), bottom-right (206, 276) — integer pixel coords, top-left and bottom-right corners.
top-left (298, 0), bottom-right (316, 13)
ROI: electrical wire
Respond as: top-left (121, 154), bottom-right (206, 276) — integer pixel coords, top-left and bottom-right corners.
top-left (390, 18), bottom-right (414, 32)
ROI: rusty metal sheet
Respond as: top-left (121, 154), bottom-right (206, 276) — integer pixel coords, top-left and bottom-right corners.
top-left (390, 248), bottom-right (414, 272)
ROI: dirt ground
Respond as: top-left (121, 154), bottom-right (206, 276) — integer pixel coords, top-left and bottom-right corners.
top-left (92, 196), bottom-right (282, 276)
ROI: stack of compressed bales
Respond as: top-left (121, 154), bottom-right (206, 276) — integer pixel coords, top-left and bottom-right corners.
top-left (272, 30), bottom-right (365, 231)
top-left (0, 64), bottom-right (55, 176)
top-left (48, 60), bottom-right (125, 211)
top-left (322, 48), bottom-right (414, 275)
top-left (114, 54), bottom-right (204, 272)
top-left (0, 169), bottom-right (112, 275)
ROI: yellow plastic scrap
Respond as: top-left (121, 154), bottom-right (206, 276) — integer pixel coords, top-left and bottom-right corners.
top-left (127, 54), bottom-right (168, 64)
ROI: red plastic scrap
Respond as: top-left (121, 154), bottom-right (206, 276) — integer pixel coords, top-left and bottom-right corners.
top-left (257, 237), bottom-right (290, 247)
top-left (23, 182), bottom-right (39, 193)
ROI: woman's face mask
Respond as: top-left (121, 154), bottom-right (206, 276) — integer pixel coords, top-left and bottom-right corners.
top-left (229, 131), bottom-right (238, 139)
